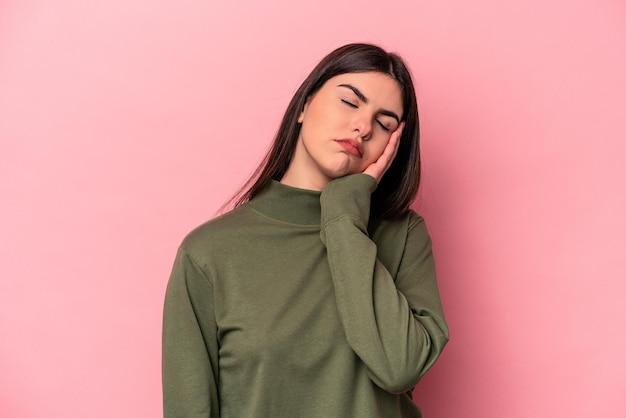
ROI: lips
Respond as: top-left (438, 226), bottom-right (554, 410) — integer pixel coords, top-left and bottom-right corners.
top-left (336, 138), bottom-right (363, 158)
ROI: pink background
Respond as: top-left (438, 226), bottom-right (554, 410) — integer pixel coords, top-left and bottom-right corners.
top-left (1, 0), bottom-right (625, 417)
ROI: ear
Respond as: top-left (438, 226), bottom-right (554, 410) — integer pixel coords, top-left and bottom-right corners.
top-left (298, 97), bottom-right (312, 123)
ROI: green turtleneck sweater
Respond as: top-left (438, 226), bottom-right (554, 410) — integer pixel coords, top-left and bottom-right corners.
top-left (162, 174), bottom-right (448, 418)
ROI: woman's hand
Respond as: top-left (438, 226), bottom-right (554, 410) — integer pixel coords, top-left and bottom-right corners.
top-left (362, 122), bottom-right (404, 183)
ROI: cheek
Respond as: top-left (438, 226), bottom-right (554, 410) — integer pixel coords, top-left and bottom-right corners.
top-left (356, 140), bottom-right (388, 172)
top-left (301, 105), bottom-right (337, 138)
top-left (366, 140), bottom-right (389, 162)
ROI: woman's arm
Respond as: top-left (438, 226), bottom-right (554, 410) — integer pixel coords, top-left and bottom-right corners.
top-left (320, 174), bottom-right (449, 394)
top-left (162, 247), bottom-right (219, 417)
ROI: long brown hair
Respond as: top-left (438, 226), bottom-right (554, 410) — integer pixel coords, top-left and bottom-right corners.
top-left (231, 43), bottom-right (421, 219)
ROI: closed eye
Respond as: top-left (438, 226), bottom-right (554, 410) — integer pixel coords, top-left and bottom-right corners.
top-left (342, 98), bottom-right (392, 132)
top-left (376, 120), bottom-right (390, 132)
top-left (341, 99), bottom-right (358, 108)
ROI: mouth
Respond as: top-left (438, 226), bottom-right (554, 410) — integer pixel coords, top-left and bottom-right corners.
top-left (335, 138), bottom-right (363, 158)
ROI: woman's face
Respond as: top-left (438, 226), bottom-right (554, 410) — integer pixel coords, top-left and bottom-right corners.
top-left (285, 71), bottom-right (403, 190)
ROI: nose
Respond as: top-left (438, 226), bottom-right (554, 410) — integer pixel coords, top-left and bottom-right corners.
top-left (351, 113), bottom-right (372, 141)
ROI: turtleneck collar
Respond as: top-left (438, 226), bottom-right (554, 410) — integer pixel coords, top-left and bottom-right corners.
top-left (247, 180), bottom-right (321, 226)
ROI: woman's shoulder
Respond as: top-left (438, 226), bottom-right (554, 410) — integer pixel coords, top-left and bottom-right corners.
top-left (370, 208), bottom-right (424, 234)
top-left (178, 203), bottom-right (257, 253)
top-left (370, 209), bottom-right (430, 250)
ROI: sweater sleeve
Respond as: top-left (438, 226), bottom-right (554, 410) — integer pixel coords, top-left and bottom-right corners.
top-left (162, 247), bottom-right (219, 418)
top-left (320, 174), bottom-right (449, 394)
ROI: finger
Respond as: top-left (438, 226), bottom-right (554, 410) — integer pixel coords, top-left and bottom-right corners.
top-left (366, 132), bottom-right (399, 181)
top-left (386, 123), bottom-right (404, 156)
top-left (363, 123), bottom-right (405, 182)
top-left (389, 126), bottom-right (402, 160)
top-left (383, 134), bottom-right (399, 165)
top-left (382, 123), bottom-right (403, 165)
top-left (394, 122), bottom-right (405, 145)
top-left (375, 137), bottom-right (396, 172)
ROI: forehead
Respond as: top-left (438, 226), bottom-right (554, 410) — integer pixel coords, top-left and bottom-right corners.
top-left (326, 72), bottom-right (403, 113)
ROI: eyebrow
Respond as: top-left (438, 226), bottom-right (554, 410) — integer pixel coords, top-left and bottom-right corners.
top-left (337, 83), bottom-right (401, 123)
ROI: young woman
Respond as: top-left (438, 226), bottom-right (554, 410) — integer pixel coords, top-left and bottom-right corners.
top-left (162, 43), bottom-right (449, 418)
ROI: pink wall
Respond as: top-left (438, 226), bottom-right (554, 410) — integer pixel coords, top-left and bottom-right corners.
top-left (1, 0), bottom-right (625, 416)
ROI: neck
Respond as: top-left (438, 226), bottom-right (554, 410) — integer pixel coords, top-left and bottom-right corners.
top-left (280, 140), bottom-right (332, 191)
top-left (280, 169), bottom-right (330, 192)
top-left (248, 180), bottom-right (322, 225)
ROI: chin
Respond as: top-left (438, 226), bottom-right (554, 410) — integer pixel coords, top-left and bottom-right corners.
top-left (320, 156), bottom-right (361, 178)
top-left (321, 165), bottom-right (355, 180)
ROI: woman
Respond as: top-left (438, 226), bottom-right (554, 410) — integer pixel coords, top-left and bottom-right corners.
top-left (162, 43), bottom-right (449, 418)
